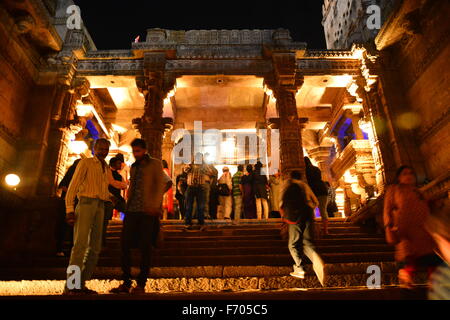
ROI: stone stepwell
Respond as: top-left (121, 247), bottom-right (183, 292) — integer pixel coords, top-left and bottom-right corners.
top-left (1, 217), bottom-right (427, 297)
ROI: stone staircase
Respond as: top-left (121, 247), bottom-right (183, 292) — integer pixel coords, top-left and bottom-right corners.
top-left (1, 218), bottom-right (409, 294)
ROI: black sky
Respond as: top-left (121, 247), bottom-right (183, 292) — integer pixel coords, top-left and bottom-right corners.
top-left (73, 0), bottom-right (327, 50)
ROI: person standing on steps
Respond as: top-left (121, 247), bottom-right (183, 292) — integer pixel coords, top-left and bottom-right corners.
top-left (253, 161), bottom-right (269, 220)
top-left (103, 156), bottom-right (126, 247)
top-left (184, 153), bottom-right (211, 231)
top-left (55, 158), bottom-right (81, 257)
top-left (304, 157), bottom-right (329, 234)
top-left (162, 160), bottom-right (174, 220)
top-left (175, 166), bottom-right (189, 220)
top-left (217, 166), bottom-right (233, 220)
top-left (269, 169), bottom-right (282, 218)
top-left (110, 138), bottom-right (172, 294)
top-left (63, 139), bottom-right (128, 295)
top-left (280, 170), bottom-right (324, 284)
top-left (241, 164), bottom-right (256, 219)
top-left (232, 165), bottom-right (244, 224)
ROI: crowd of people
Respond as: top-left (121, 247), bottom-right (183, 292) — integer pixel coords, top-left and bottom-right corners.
top-left (172, 155), bottom-right (338, 232)
top-left (55, 138), bottom-right (449, 299)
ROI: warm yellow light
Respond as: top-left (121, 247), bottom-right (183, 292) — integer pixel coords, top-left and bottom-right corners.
top-left (111, 124), bottom-right (127, 134)
top-left (69, 141), bottom-right (88, 154)
top-left (5, 174), bottom-right (20, 187)
top-left (76, 104), bottom-right (94, 117)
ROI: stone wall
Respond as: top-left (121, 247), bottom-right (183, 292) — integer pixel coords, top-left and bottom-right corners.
top-left (389, 1), bottom-right (450, 180)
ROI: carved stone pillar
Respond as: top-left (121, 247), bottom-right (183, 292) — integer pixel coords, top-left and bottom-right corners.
top-left (270, 52), bottom-right (305, 179)
top-left (275, 87), bottom-right (305, 178)
top-left (308, 146), bottom-right (333, 182)
top-left (36, 78), bottom-right (88, 197)
top-left (135, 70), bottom-right (174, 160)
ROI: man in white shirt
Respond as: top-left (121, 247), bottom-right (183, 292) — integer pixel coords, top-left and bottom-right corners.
top-left (64, 138), bottom-right (127, 295)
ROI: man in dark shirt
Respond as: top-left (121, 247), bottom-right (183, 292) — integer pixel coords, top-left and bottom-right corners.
top-left (55, 158), bottom-right (81, 256)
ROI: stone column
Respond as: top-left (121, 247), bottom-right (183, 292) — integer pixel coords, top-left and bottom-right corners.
top-left (308, 146), bottom-right (333, 182)
top-left (135, 72), bottom-right (173, 160)
top-left (275, 86), bottom-right (305, 178)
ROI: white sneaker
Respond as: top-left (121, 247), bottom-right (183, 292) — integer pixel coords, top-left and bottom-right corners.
top-left (290, 270), bottom-right (305, 279)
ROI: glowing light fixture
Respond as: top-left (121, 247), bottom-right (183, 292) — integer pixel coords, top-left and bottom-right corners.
top-left (76, 104), bottom-right (94, 117)
top-left (69, 141), bottom-right (88, 155)
top-left (5, 174), bottom-right (20, 187)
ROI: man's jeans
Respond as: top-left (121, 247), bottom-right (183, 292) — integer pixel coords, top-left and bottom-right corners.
top-left (288, 219), bottom-right (317, 273)
top-left (121, 212), bottom-right (159, 288)
top-left (185, 184), bottom-right (207, 226)
top-left (65, 197), bottom-right (105, 291)
top-left (233, 195), bottom-right (243, 222)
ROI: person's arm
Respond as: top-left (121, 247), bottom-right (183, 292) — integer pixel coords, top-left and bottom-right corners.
top-left (108, 169), bottom-right (128, 189)
top-left (163, 169), bottom-right (173, 193)
top-left (302, 182), bottom-right (319, 208)
top-left (65, 159), bottom-right (88, 213)
top-left (383, 186), bottom-right (399, 244)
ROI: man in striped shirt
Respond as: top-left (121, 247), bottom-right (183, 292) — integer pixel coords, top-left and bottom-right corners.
top-left (64, 138), bottom-right (127, 295)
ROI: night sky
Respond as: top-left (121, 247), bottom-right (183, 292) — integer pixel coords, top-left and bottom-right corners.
top-left (73, 0), bottom-right (327, 50)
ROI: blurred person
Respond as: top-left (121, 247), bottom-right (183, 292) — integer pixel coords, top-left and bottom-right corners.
top-left (232, 165), bottom-right (244, 223)
top-left (269, 170), bottom-right (282, 218)
top-left (110, 138), bottom-right (171, 294)
top-left (162, 160), bottom-right (174, 220)
top-left (304, 157), bottom-right (329, 234)
top-left (253, 161), bottom-right (269, 220)
top-left (280, 170), bottom-right (322, 282)
top-left (217, 167), bottom-right (233, 220)
top-left (55, 158), bottom-right (81, 257)
top-left (384, 165), bottom-right (442, 288)
top-left (241, 164), bottom-right (256, 219)
top-left (426, 197), bottom-right (450, 300)
top-left (64, 139), bottom-right (127, 295)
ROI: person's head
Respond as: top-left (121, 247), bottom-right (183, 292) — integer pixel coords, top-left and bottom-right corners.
top-left (290, 170), bottom-right (302, 180)
top-left (94, 139), bottom-right (111, 160)
top-left (115, 153), bottom-right (125, 163)
top-left (162, 160), bottom-right (168, 169)
top-left (131, 138), bottom-right (147, 161)
top-left (246, 164), bottom-right (253, 174)
top-left (222, 166), bottom-right (229, 174)
top-left (395, 165), bottom-right (417, 185)
top-left (109, 157), bottom-right (123, 171)
top-left (304, 157), bottom-right (312, 167)
top-left (237, 164), bottom-right (244, 172)
top-left (425, 199), bottom-right (450, 263)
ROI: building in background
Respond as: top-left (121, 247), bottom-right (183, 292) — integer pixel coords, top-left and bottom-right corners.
top-left (322, 0), bottom-right (400, 49)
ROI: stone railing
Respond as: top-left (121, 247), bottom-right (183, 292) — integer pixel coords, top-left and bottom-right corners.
top-left (330, 139), bottom-right (373, 179)
top-left (420, 171), bottom-right (450, 200)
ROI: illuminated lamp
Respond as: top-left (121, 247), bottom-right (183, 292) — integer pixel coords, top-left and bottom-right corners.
top-left (5, 174), bottom-right (20, 187)
top-left (69, 140), bottom-right (88, 155)
top-left (76, 104), bottom-right (94, 117)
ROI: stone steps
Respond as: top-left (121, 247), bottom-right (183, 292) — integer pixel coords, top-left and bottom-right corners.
top-left (0, 219), bottom-right (400, 291)
top-left (97, 244), bottom-right (394, 257)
